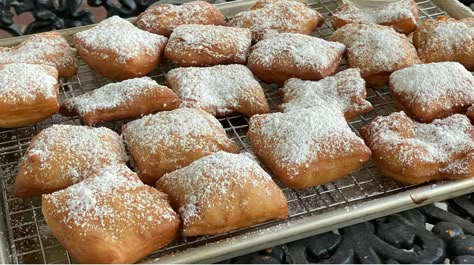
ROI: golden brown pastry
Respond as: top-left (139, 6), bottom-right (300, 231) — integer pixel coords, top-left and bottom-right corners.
top-left (390, 62), bottom-right (474, 123)
top-left (330, 23), bottom-right (420, 86)
top-left (247, 33), bottom-right (346, 85)
top-left (248, 106), bottom-right (371, 189)
top-left (331, 0), bottom-right (418, 34)
top-left (279, 68), bottom-right (373, 120)
top-left (0, 32), bottom-right (77, 78)
top-left (0, 63), bottom-right (59, 128)
top-left (156, 151), bottom-right (287, 236)
top-left (136, 1), bottom-right (225, 37)
top-left (166, 64), bottom-right (269, 117)
top-left (43, 164), bottom-right (180, 264)
top-left (360, 111), bottom-right (474, 184)
top-left (60, 77), bottom-right (180, 125)
top-left (467, 105), bottom-right (474, 123)
top-left (164, 24), bottom-right (252, 67)
top-left (413, 16), bottom-right (474, 71)
top-left (15, 125), bottom-right (128, 197)
top-left (73, 16), bottom-right (168, 80)
top-left (122, 108), bottom-right (239, 185)
top-left (229, 0), bottom-right (323, 42)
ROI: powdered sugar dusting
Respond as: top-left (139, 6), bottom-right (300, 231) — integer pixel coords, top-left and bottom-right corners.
top-left (43, 164), bottom-right (177, 241)
top-left (166, 64), bottom-right (267, 116)
top-left (62, 77), bottom-right (172, 115)
top-left (157, 151), bottom-right (275, 225)
top-left (279, 68), bottom-right (372, 117)
top-left (74, 16), bottom-right (168, 64)
top-left (418, 19), bottom-right (474, 54)
top-left (0, 63), bottom-right (58, 104)
top-left (390, 62), bottom-right (474, 106)
top-left (248, 33), bottom-right (345, 70)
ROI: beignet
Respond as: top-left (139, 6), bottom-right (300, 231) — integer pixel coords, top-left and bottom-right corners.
top-left (229, 0), bottom-right (323, 42)
top-left (0, 63), bottom-right (59, 128)
top-left (60, 77), bottom-right (180, 125)
top-left (279, 68), bottom-right (373, 120)
top-left (330, 23), bottom-right (420, 86)
top-left (15, 125), bottom-right (128, 197)
top-left (331, 0), bottom-right (418, 34)
top-left (360, 111), bottom-right (474, 184)
top-left (122, 108), bottom-right (239, 185)
top-left (413, 17), bottom-right (474, 71)
top-left (136, 1), bottom-right (225, 37)
top-left (156, 151), bottom-right (288, 236)
top-left (390, 62), bottom-right (474, 123)
top-left (247, 33), bottom-right (346, 85)
top-left (467, 105), bottom-right (474, 123)
top-left (248, 106), bottom-right (371, 189)
top-left (0, 32), bottom-right (77, 78)
top-left (43, 164), bottom-right (180, 264)
top-left (73, 16), bottom-right (168, 80)
top-left (164, 24), bottom-right (252, 67)
top-left (166, 64), bottom-right (269, 117)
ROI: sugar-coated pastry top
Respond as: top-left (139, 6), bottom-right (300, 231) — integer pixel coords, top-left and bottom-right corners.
top-left (74, 16), bottom-right (168, 64)
top-left (0, 32), bottom-right (76, 76)
top-left (62, 77), bottom-right (174, 115)
top-left (280, 68), bottom-right (372, 118)
top-left (0, 63), bottom-right (58, 104)
top-left (229, 0), bottom-right (322, 41)
top-left (362, 112), bottom-right (474, 173)
top-left (136, 1), bottom-right (225, 36)
top-left (249, 106), bottom-right (364, 176)
top-left (248, 33), bottom-right (346, 71)
top-left (166, 64), bottom-right (266, 115)
top-left (390, 62), bottom-right (474, 106)
top-left (157, 151), bottom-right (280, 224)
top-left (43, 164), bottom-right (178, 241)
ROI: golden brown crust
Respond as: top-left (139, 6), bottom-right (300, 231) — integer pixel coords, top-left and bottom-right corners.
top-left (73, 16), bottom-right (168, 80)
top-left (164, 24), bottom-right (252, 67)
top-left (0, 63), bottom-right (59, 128)
top-left (229, 0), bottom-right (323, 42)
top-left (360, 111), bottom-right (474, 184)
top-left (467, 105), bottom-right (474, 123)
top-left (331, 0), bottom-right (418, 34)
top-left (156, 152), bottom-right (287, 236)
top-left (122, 108), bottom-right (239, 185)
top-left (136, 1), bottom-right (225, 36)
top-left (0, 32), bottom-right (77, 78)
top-left (413, 17), bottom-right (474, 71)
top-left (42, 165), bottom-right (180, 263)
top-left (60, 77), bottom-right (180, 125)
top-left (330, 23), bottom-right (420, 86)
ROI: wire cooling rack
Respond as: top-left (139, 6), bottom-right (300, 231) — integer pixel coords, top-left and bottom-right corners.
top-left (0, 0), bottom-right (467, 263)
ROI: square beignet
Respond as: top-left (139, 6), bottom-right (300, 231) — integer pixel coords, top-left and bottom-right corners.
top-left (0, 63), bottom-right (59, 128)
top-left (15, 125), bottom-right (128, 197)
top-left (136, 1), bottom-right (225, 37)
top-left (413, 17), bottom-right (474, 71)
top-left (360, 111), bottom-right (474, 184)
top-left (73, 16), bottom-right (168, 80)
top-left (164, 24), bottom-right (252, 67)
top-left (155, 151), bottom-right (288, 237)
top-left (166, 64), bottom-right (269, 117)
top-left (279, 68), bottom-right (373, 120)
top-left (247, 33), bottom-right (346, 85)
top-left (229, 0), bottom-right (323, 42)
top-left (390, 62), bottom-right (474, 123)
top-left (122, 108), bottom-right (239, 185)
top-left (248, 106), bottom-right (372, 189)
top-left (60, 77), bottom-right (181, 125)
top-left (42, 164), bottom-right (180, 264)
top-left (331, 0), bottom-right (418, 34)
top-left (330, 23), bottom-right (420, 86)
top-left (0, 32), bottom-right (77, 78)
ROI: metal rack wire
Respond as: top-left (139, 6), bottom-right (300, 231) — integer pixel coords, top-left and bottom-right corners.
top-left (0, 0), bottom-right (461, 263)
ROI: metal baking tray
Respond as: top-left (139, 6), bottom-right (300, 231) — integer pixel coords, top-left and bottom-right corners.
top-left (0, 0), bottom-right (473, 263)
